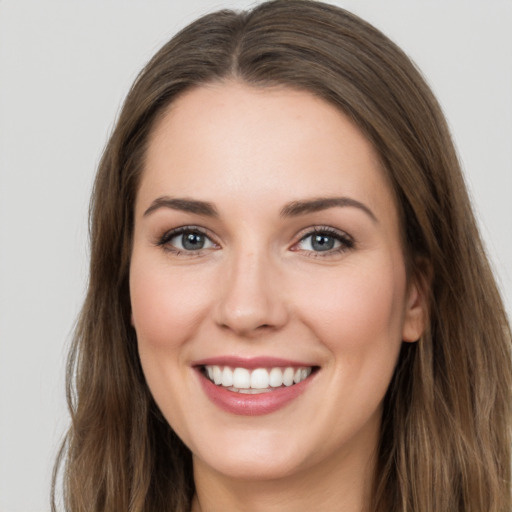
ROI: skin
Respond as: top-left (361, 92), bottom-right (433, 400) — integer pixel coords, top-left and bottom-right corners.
top-left (130, 82), bottom-right (426, 512)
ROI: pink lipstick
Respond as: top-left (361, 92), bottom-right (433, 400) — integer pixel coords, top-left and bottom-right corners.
top-left (193, 357), bottom-right (318, 416)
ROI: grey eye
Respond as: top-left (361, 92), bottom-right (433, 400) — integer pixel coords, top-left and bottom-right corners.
top-left (169, 231), bottom-right (215, 251)
top-left (298, 233), bottom-right (341, 252)
top-left (182, 232), bottom-right (205, 250)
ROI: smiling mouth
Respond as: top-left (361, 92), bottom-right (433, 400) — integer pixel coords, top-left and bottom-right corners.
top-left (201, 365), bottom-right (316, 394)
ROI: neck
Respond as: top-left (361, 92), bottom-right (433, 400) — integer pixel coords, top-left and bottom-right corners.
top-left (191, 444), bottom-right (376, 512)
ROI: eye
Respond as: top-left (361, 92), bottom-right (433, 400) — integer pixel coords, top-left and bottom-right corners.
top-left (157, 227), bottom-right (218, 253)
top-left (293, 228), bottom-right (354, 254)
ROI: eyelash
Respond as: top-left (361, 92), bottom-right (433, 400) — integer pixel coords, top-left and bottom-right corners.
top-left (155, 225), bottom-right (354, 257)
top-left (292, 226), bottom-right (354, 257)
top-left (156, 226), bottom-right (218, 256)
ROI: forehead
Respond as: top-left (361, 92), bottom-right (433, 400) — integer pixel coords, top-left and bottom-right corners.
top-left (138, 81), bottom-right (397, 223)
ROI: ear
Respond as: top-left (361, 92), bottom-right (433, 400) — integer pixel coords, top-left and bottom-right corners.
top-left (402, 266), bottom-right (430, 343)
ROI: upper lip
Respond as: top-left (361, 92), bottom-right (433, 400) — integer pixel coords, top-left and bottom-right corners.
top-left (192, 356), bottom-right (317, 369)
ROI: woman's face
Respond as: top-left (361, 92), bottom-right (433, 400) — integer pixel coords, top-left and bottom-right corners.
top-left (130, 82), bottom-right (425, 482)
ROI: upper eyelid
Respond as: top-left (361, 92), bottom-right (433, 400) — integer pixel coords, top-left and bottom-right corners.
top-left (157, 225), bottom-right (218, 246)
top-left (161, 225), bottom-right (213, 238)
top-left (295, 225), bottom-right (353, 242)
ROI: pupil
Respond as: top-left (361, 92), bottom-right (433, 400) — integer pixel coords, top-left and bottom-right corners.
top-left (312, 234), bottom-right (334, 251)
top-left (182, 233), bottom-right (204, 250)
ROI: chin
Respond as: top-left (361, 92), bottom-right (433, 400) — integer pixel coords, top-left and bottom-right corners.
top-left (196, 454), bottom-right (305, 482)
top-left (190, 429), bottom-right (309, 481)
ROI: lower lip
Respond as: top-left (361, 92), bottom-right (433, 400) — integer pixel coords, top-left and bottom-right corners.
top-left (197, 371), bottom-right (315, 416)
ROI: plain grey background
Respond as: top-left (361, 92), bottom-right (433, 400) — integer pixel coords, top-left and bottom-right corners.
top-left (1, 1), bottom-right (511, 510)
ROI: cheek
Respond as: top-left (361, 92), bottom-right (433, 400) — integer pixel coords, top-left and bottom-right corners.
top-left (129, 254), bottom-right (214, 353)
top-left (129, 254), bottom-right (215, 434)
top-left (292, 259), bottom-right (407, 436)
top-left (294, 258), bottom-right (407, 355)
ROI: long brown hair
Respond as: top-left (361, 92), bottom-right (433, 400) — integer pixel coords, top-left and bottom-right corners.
top-left (53, 1), bottom-right (512, 510)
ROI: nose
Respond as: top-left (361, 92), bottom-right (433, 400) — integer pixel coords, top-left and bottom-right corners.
top-left (214, 249), bottom-right (289, 337)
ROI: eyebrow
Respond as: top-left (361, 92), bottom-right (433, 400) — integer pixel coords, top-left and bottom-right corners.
top-left (143, 197), bottom-right (218, 217)
top-left (143, 195), bottom-right (377, 223)
top-left (280, 197), bottom-right (377, 222)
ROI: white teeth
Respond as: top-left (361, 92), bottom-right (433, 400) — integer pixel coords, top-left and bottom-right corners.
top-left (232, 367), bottom-right (251, 389)
top-left (237, 387), bottom-right (273, 394)
top-left (251, 368), bottom-right (269, 389)
top-left (222, 366), bottom-right (233, 387)
top-left (283, 367), bottom-right (294, 386)
top-left (294, 367), bottom-right (310, 383)
top-left (204, 365), bottom-right (313, 391)
top-left (213, 366), bottom-right (222, 385)
top-left (269, 367), bottom-right (283, 387)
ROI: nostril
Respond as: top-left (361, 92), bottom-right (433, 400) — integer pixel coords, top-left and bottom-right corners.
top-left (218, 322), bottom-right (274, 333)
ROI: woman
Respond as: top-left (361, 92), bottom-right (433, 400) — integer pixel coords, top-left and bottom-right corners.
top-left (52, 1), bottom-right (512, 510)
